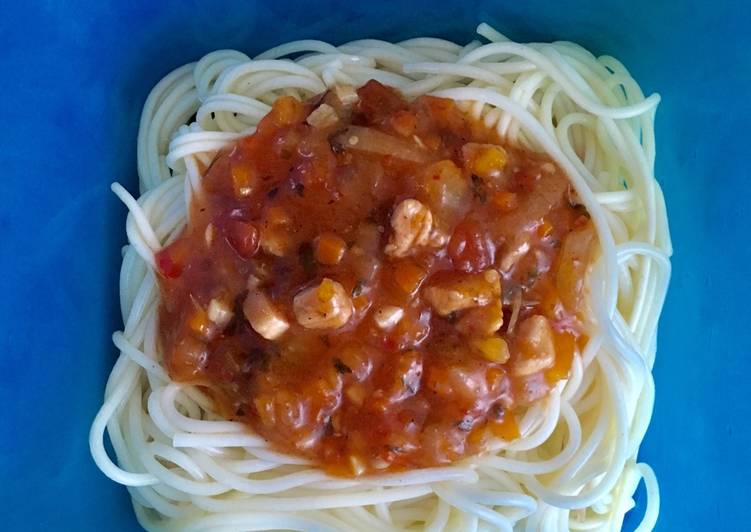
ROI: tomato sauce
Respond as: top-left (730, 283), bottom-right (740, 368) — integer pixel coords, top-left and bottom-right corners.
top-left (156, 81), bottom-right (595, 475)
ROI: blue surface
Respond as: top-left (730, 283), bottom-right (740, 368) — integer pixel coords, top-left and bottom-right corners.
top-left (2, 1), bottom-right (749, 530)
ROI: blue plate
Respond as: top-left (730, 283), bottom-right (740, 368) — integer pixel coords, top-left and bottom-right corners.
top-left (2, 1), bottom-right (749, 530)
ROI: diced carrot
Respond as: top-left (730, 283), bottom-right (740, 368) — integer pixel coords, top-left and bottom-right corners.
top-left (271, 96), bottom-right (303, 126)
top-left (545, 331), bottom-right (576, 382)
top-left (231, 164), bottom-right (255, 198)
top-left (187, 307), bottom-right (213, 339)
top-left (467, 424), bottom-right (487, 446)
top-left (577, 334), bottom-right (589, 350)
top-left (492, 191), bottom-right (518, 212)
top-left (314, 232), bottom-right (347, 265)
top-left (422, 133), bottom-right (441, 150)
top-left (391, 110), bottom-right (417, 137)
top-left (537, 218), bottom-right (554, 238)
top-left (489, 409), bottom-right (519, 440)
top-left (393, 261), bottom-right (426, 294)
top-left (353, 295), bottom-right (370, 314)
top-left (486, 366), bottom-right (506, 384)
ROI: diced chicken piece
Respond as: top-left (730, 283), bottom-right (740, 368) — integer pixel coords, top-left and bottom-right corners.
top-left (424, 269), bottom-right (501, 316)
top-left (207, 298), bottom-right (233, 329)
top-left (456, 299), bottom-right (503, 336)
top-left (373, 306), bottom-right (404, 330)
top-left (259, 207), bottom-right (292, 257)
top-left (499, 237), bottom-right (530, 272)
top-left (293, 278), bottom-right (353, 330)
top-left (334, 84), bottom-right (359, 107)
top-left (511, 315), bottom-right (555, 376)
top-left (306, 103), bottom-right (339, 129)
top-left (556, 222), bottom-right (596, 312)
top-left (385, 199), bottom-right (445, 258)
top-left (243, 290), bottom-right (290, 340)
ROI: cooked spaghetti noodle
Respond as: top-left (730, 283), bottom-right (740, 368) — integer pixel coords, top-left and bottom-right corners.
top-left (90, 23), bottom-right (671, 531)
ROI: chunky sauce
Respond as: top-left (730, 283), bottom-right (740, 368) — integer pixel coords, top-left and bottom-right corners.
top-left (156, 81), bottom-right (595, 475)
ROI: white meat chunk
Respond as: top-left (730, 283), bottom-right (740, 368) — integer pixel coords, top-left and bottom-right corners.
top-left (293, 278), bottom-right (353, 330)
top-left (424, 269), bottom-right (501, 316)
top-left (334, 84), bottom-right (359, 107)
top-left (207, 298), bottom-right (233, 329)
top-left (385, 199), bottom-right (444, 258)
top-left (512, 315), bottom-right (556, 376)
top-left (373, 306), bottom-right (404, 330)
top-left (243, 290), bottom-right (290, 340)
top-left (306, 103), bottom-right (339, 129)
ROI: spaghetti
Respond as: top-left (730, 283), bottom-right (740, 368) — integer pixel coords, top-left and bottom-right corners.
top-left (90, 23), bottom-right (671, 531)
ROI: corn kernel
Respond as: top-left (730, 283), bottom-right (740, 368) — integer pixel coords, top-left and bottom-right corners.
top-left (317, 278), bottom-right (337, 303)
top-left (472, 146), bottom-right (508, 180)
top-left (471, 336), bottom-right (510, 363)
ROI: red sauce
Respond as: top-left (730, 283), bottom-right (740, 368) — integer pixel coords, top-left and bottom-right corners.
top-left (156, 81), bottom-right (595, 475)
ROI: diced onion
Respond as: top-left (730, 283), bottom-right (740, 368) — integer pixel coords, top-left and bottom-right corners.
top-left (334, 126), bottom-right (430, 163)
